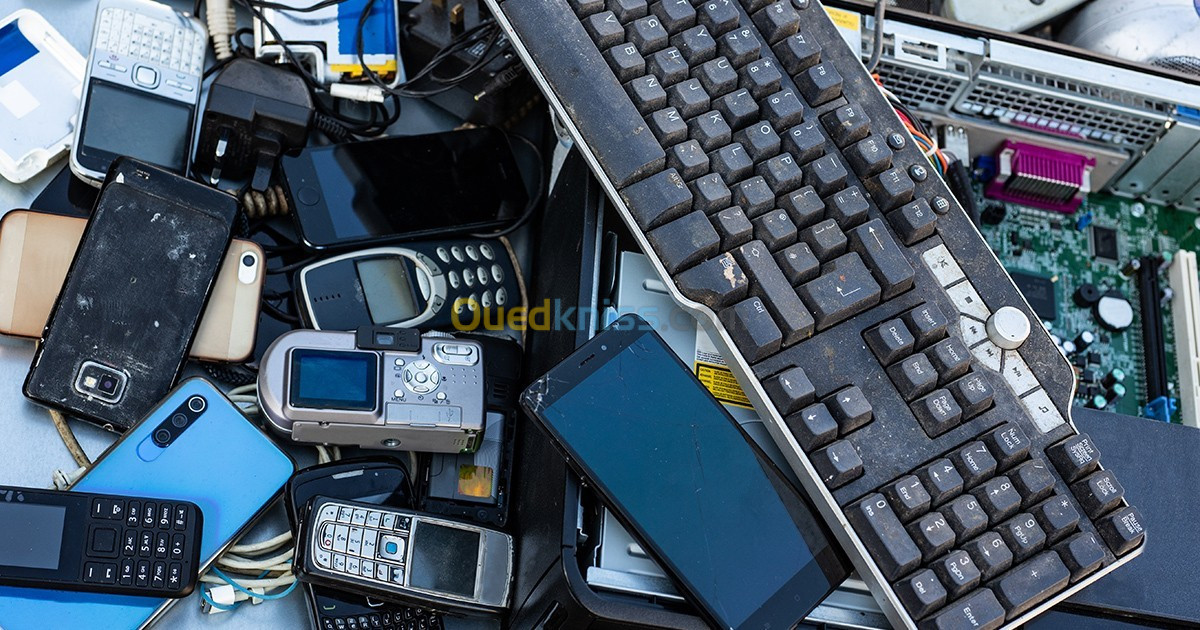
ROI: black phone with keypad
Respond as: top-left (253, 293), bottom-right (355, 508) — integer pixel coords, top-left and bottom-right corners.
top-left (0, 486), bottom-right (202, 597)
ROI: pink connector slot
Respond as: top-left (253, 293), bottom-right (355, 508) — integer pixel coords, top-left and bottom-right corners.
top-left (985, 141), bottom-right (1095, 213)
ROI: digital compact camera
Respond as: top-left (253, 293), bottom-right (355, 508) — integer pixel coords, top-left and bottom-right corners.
top-left (258, 327), bottom-right (486, 453)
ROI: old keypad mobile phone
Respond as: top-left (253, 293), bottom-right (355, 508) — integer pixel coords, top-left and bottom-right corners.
top-left (0, 486), bottom-right (201, 598)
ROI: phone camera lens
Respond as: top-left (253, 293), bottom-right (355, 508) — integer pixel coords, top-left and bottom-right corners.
top-left (171, 413), bottom-right (188, 428)
top-left (187, 396), bottom-right (206, 413)
top-left (99, 377), bottom-right (117, 394)
top-left (154, 429), bottom-right (172, 445)
top-left (242, 253), bottom-right (255, 267)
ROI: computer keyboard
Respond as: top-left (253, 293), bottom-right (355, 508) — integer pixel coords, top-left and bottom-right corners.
top-left (487, 0), bottom-right (1146, 627)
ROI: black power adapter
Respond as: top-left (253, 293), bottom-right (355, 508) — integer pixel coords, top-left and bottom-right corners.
top-left (194, 58), bottom-right (314, 191)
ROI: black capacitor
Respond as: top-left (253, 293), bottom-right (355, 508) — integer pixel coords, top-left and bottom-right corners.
top-left (1074, 283), bottom-right (1102, 307)
top-left (1121, 258), bottom-right (1142, 277)
top-left (1102, 368), bottom-right (1126, 388)
top-left (1073, 330), bottom-right (1096, 351)
top-left (981, 204), bottom-right (1007, 225)
top-left (1106, 383), bottom-right (1127, 403)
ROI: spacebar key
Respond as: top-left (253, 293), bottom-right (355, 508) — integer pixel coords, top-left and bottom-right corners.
top-left (503, 0), bottom-right (666, 188)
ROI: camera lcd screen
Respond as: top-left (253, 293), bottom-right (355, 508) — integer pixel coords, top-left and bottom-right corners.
top-left (289, 349), bottom-right (377, 411)
top-left (355, 256), bottom-right (423, 324)
top-left (79, 81), bottom-right (192, 172)
top-left (0, 503), bottom-right (66, 570)
top-left (409, 522), bottom-right (479, 598)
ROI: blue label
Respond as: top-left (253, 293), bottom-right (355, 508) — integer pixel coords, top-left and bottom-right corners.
top-left (0, 21), bottom-right (38, 77)
top-left (338, 0), bottom-right (397, 57)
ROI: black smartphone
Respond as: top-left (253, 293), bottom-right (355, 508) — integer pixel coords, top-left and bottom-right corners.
top-left (521, 315), bottom-right (849, 630)
top-left (23, 159), bottom-right (238, 431)
top-left (281, 128), bottom-right (528, 251)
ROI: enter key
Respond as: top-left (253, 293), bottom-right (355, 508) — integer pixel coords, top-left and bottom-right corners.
top-left (798, 252), bottom-right (882, 330)
top-left (849, 218), bottom-right (915, 300)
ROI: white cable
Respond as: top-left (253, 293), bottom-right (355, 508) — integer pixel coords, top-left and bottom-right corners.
top-left (200, 574), bottom-right (295, 589)
top-left (216, 549), bottom-right (294, 571)
top-left (330, 83), bottom-right (386, 103)
top-left (206, 0), bottom-right (237, 61)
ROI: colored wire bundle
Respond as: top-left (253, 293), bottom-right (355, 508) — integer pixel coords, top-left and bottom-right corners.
top-left (872, 74), bottom-right (950, 174)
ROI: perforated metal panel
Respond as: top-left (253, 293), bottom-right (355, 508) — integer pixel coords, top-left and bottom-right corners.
top-left (875, 59), bottom-right (967, 111)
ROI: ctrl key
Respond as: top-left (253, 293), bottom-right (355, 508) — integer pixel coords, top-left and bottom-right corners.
top-left (719, 297), bottom-right (782, 362)
top-left (919, 589), bottom-right (1005, 630)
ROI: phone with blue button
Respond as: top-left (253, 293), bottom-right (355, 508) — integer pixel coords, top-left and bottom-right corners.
top-left (0, 378), bottom-right (295, 630)
top-left (70, 0), bottom-right (206, 185)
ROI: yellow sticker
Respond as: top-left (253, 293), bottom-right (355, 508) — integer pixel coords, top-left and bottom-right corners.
top-left (457, 465), bottom-right (494, 498)
top-left (825, 6), bottom-right (862, 34)
top-left (695, 362), bottom-right (753, 409)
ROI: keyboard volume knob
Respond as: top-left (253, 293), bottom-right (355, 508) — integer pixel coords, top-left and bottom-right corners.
top-left (986, 306), bottom-right (1031, 350)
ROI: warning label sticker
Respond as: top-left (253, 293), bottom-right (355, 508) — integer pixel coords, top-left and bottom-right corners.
top-left (695, 362), bottom-right (753, 409)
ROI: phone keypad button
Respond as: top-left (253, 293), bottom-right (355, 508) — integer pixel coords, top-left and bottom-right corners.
top-left (376, 563), bottom-right (390, 581)
top-left (170, 534), bottom-right (185, 560)
top-left (120, 559), bottom-right (135, 585)
top-left (151, 562), bottom-right (166, 589)
top-left (451, 246), bottom-right (465, 262)
top-left (366, 511), bottom-right (382, 529)
top-left (480, 243), bottom-right (495, 260)
top-left (348, 527), bottom-right (364, 556)
top-left (338, 507), bottom-right (354, 523)
top-left (361, 531), bottom-right (378, 559)
top-left (391, 566), bottom-right (405, 584)
top-left (155, 532), bottom-right (169, 558)
top-left (466, 245), bottom-right (480, 261)
top-left (496, 287), bottom-right (508, 306)
top-left (90, 527), bottom-right (118, 556)
top-left (168, 563), bottom-right (182, 590)
top-left (142, 502), bottom-right (156, 528)
top-left (448, 271), bottom-right (460, 289)
top-left (123, 530), bottom-right (138, 556)
top-left (436, 247), bottom-right (451, 263)
top-left (491, 264), bottom-right (505, 283)
top-left (126, 501), bottom-right (141, 528)
top-left (333, 525), bottom-right (350, 553)
top-left (139, 531), bottom-right (154, 557)
top-left (173, 506), bottom-right (188, 530)
top-left (333, 554), bottom-right (347, 572)
top-left (158, 504), bottom-right (172, 529)
top-left (381, 514), bottom-right (395, 530)
top-left (477, 266), bottom-right (490, 286)
top-left (347, 556), bottom-right (360, 576)
top-left (351, 509), bottom-right (367, 526)
top-left (315, 547), bottom-right (332, 569)
top-left (136, 560), bottom-right (150, 587)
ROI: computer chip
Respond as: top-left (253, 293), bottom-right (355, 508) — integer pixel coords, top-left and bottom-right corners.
top-left (1010, 271), bottom-right (1057, 320)
top-left (1091, 225), bottom-right (1119, 262)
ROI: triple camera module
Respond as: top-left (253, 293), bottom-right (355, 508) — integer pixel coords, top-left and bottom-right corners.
top-left (152, 394), bottom-right (207, 447)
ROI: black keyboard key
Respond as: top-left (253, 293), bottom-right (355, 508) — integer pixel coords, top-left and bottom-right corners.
top-left (671, 24), bottom-right (717, 64)
top-left (713, 88), bottom-right (759, 130)
top-left (908, 512), bottom-right (955, 561)
top-left (648, 47), bottom-right (689, 85)
top-left (585, 11), bottom-right (625, 48)
top-left (786, 403), bottom-right (838, 451)
top-left (697, 0), bottom-right (739, 35)
top-left (997, 513), bottom-right (1047, 562)
top-left (780, 185), bottom-right (824, 228)
top-left (846, 135), bottom-right (893, 177)
top-left (932, 550), bottom-right (981, 599)
top-left (675, 252), bottom-right (748, 308)
top-left (895, 569), bottom-right (946, 620)
top-left (887, 354), bottom-right (937, 401)
top-left (963, 532), bottom-right (1013, 581)
top-left (772, 31), bottom-right (821, 74)
top-left (889, 198), bottom-right (938, 245)
top-left (926, 338), bottom-right (970, 384)
top-left (812, 440), bottom-right (862, 488)
top-left (943, 494), bottom-right (988, 540)
top-left (919, 589), bottom-right (1004, 630)
top-left (712, 206), bottom-right (753, 249)
top-left (904, 303), bottom-right (949, 347)
top-left (651, 0), bottom-right (695, 33)
top-left (782, 120), bottom-right (825, 164)
top-left (1046, 433), bottom-right (1101, 483)
top-left (739, 58), bottom-right (782, 98)
top-left (828, 385), bottom-right (872, 434)
top-left (775, 242), bottom-right (819, 285)
top-left (821, 103), bottom-right (871, 147)
top-left (974, 476), bottom-right (1021, 522)
top-left (849, 218), bottom-right (916, 299)
top-left (864, 318), bottom-right (915, 364)
top-left (827, 186), bottom-right (871, 228)
top-left (796, 62), bottom-right (842, 105)
top-left (1096, 506), bottom-right (1145, 555)
top-left (1032, 495), bottom-right (1079, 543)
top-left (694, 57), bottom-right (738, 97)
top-left (627, 75), bottom-right (667, 113)
top-left (607, 0), bottom-right (648, 21)
top-left (868, 167), bottom-right (916, 210)
top-left (667, 139), bottom-right (709, 179)
top-left (752, 210), bottom-right (797, 251)
top-left (762, 90), bottom-right (805, 129)
top-left (648, 107), bottom-right (688, 145)
top-left (570, 0), bottom-right (605, 16)
top-left (846, 494), bottom-right (923, 581)
top-left (647, 210), bottom-right (719, 273)
top-left (982, 423), bottom-right (1030, 471)
top-left (948, 373), bottom-right (994, 419)
top-left (506, 0), bottom-right (667, 187)
top-left (1054, 532), bottom-right (1106, 581)
top-left (805, 156), bottom-right (850, 198)
top-left (718, 27), bottom-right (761, 66)
top-left (1070, 470), bottom-right (1124, 518)
top-left (951, 442), bottom-right (997, 488)
top-left (756, 153), bottom-right (803, 192)
top-left (992, 552), bottom-right (1070, 618)
top-left (620, 168), bottom-right (692, 229)
top-left (733, 121), bottom-right (781, 162)
top-left (605, 43), bottom-right (646, 82)
top-left (667, 78), bottom-right (710, 118)
top-left (917, 458), bottom-right (964, 506)
top-left (762, 366), bottom-right (815, 415)
top-left (733, 176), bottom-right (774, 217)
top-left (798, 253), bottom-right (882, 329)
top-left (711, 143), bottom-right (753, 182)
top-left (719, 297), bottom-right (781, 362)
top-left (883, 475), bottom-right (931, 523)
top-left (798, 219), bottom-right (845, 261)
top-left (627, 15), bottom-right (669, 53)
top-left (912, 389), bottom-right (962, 438)
top-left (1010, 459), bottom-right (1056, 506)
top-left (733, 240), bottom-right (815, 344)
top-left (689, 172), bottom-right (731, 212)
top-left (752, 1), bottom-right (800, 43)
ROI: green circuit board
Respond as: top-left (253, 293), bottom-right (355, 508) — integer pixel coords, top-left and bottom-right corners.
top-left (977, 187), bottom-right (1200, 422)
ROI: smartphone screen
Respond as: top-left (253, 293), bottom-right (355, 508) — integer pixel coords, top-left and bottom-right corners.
top-left (523, 316), bottom-right (848, 630)
top-left (284, 128), bottom-right (528, 250)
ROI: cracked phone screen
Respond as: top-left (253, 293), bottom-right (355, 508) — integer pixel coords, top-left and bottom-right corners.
top-left (534, 328), bottom-right (841, 629)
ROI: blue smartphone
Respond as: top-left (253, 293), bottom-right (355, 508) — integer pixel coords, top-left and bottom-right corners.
top-left (0, 378), bottom-right (295, 629)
